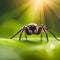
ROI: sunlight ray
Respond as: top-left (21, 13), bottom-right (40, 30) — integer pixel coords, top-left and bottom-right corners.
top-left (14, 0), bottom-right (60, 28)
top-left (45, 0), bottom-right (60, 21)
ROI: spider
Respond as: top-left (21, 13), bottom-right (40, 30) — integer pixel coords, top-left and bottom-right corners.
top-left (10, 23), bottom-right (59, 42)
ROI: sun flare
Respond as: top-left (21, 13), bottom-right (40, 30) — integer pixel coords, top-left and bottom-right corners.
top-left (27, 0), bottom-right (45, 23)
top-left (34, 0), bottom-right (44, 4)
top-left (18, 0), bottom-right (60, 27)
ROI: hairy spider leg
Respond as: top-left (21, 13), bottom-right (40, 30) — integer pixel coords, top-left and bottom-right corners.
top-left (38, 27), bottom-right (42, 34)
top-left (10, 26), bottom-right (25, 40)
top-left (45, 27), bottom-right (60, 41)
top-left (25, 33), bottom-right (28, 40)
top-left (41, 32), bottom-right (42, 41)
top-left (43, 27), bottom-right (49, 42)
top-left (19, 26), bottom-right (26, 41)
top-left (10, 29), bottom-right (21, 39)
top-left (37, 26), bottom-right (42, 41)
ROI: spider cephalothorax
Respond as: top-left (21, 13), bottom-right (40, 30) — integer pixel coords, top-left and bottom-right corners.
top-left (10, 23), bottom-right (59, 42)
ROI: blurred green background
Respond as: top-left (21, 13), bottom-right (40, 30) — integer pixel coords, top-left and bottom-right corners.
top-left (0, 0), bottom-right (60, 38)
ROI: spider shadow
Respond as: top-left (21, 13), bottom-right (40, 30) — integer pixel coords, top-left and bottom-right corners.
top-left (20, 39), bottom-right (43, 45)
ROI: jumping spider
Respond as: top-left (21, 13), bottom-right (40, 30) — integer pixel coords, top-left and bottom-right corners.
top-left (10, 23), bottom-right (59, 42)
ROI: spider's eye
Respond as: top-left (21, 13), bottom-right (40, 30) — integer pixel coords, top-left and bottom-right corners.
top-left (29, 30), bottom-right (33, 34)
top-left (34, 30), bottom-right (38, 34)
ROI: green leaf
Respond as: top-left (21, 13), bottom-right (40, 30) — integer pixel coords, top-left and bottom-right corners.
top-left (0, 38), bottom-right (60, 60)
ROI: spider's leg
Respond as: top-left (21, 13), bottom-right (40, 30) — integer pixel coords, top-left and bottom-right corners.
top-left (19, 31), bottom-right (23, 41)
top-left (25, 33), bottom-right (28, 40)
top-left (37, 26), bottom-right (42, 41)
top-left (41, 32), bottom-right (42, 41)
top-left (19, 27), bottom-right (26, 41)
top-left (38, 26), bottom-right (42, 34)
top-left (10, 29), bottom-right (21, 39)
top-left (45, 27), bottom-right (59, 41)
top-left (43, 27), bottom-right (49, 42)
